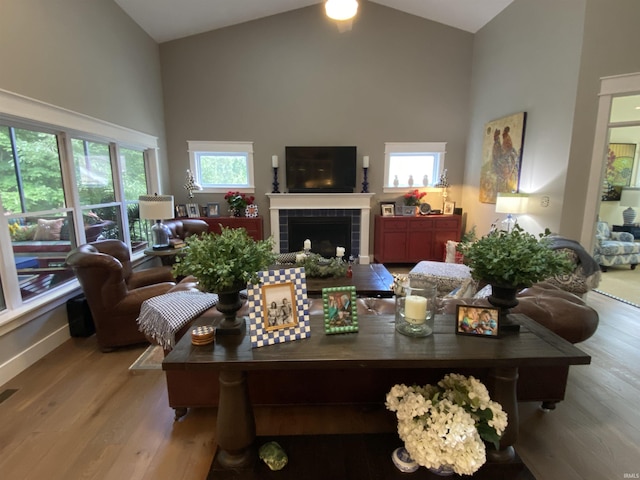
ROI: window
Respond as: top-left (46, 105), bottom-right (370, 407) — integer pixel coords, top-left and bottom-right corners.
top-left (120, 147), bottom-right (150, 248)
top-left (384, 142), bottom-right (446, 192)
top-left (188, 141), bottom-right (255, 193)
top-left (1, 88), bottom-right (159, 321)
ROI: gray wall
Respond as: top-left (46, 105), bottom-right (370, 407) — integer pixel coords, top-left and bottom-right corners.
top-left (563, 0), bottom-right (640, 242)
top-left (0, 0), bottom-right (166, 379)
top-left (160, 2), bottom-right (473, 240)
top-left (462, 0), bottom-right (586, 237)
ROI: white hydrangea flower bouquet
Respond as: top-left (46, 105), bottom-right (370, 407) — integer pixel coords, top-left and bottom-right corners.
top-left (385, 373), bottom-right (508, 476)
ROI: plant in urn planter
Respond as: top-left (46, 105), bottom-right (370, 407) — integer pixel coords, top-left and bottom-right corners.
top-left (172, 226), bottom-right (276, 335)
top-left (457, 225), bottom-right (573, 326)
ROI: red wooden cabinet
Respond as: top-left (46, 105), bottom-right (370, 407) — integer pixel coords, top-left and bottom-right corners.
top-left (374, 215), bottom-right (461, 263)
top-left (196, 216), bottom-right (263, 241)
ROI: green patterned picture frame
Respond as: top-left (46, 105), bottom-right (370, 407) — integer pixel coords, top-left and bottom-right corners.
top-left (322, 286), bottom-right (358, 334)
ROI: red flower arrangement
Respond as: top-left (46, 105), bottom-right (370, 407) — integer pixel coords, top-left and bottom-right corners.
top-left (224, 191), bottom-right (255, 211)
top-left (404, 189), bottom-right (427, 206)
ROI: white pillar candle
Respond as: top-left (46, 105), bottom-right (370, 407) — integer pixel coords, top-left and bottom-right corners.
top-left (304, 239), bottom-right (311, 250)
top-left (363, 156), bottom-right (369, 168)
top-left (336, 246), bottom-right (345, 257)
top-left (272, 155), bottom-right (278, 168)
top-left (404, 295), bottom-right (427, 324)
top-left (296, 253), bottom-right (306, 263)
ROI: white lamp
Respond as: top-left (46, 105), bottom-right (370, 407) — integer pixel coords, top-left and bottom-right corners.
top-left (620, 187), bottom-right (640, 225)
top-left (495, 192), bottom-right (529, 232)
top-left (325, 0), bottom-right (358, 21)
top-left (139, 194), bottom-right (175, 250)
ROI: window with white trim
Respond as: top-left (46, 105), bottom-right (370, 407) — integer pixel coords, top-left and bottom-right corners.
top-left (188, 141), bottom-right (255, 193)
top-left (383, 142), bottom-right (446, 192)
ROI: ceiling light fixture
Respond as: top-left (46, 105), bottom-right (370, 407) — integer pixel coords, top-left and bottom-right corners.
top-left (325, 0), bottom-right (359, 21)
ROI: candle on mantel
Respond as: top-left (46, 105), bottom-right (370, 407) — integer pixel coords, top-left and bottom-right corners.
top-left (336, 246), bottom-right (345, 258)
top-left (404, 295), bottom-right (427, 324)
top-left (272, 155), bottom-right (279, 168)
top-left (363, 156), bottom-right (369, 168)
top-left (304, 239), bottom-right (311, 250)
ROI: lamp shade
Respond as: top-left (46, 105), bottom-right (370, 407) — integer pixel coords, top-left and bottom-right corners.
top-left (495, 192), bottom-right (529, 214)
top-left (139, 194), bottom-right (174, 220)
top-left (325, 0), bottom-right (358, 20)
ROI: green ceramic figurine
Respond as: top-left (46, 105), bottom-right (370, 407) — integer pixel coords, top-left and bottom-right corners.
top-left (258, 441), bottom-right (288, 471)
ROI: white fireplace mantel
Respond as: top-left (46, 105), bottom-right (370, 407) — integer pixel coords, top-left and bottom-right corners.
top-left (267, 193), bottom-right (375, 264)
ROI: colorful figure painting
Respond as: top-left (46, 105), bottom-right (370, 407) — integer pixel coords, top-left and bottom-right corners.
top-left (479, 112), bottom-right (527, 204)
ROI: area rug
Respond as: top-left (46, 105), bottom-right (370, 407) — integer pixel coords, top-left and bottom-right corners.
top-left (593, 266), bottom-right (639, 308)
top-left (128, 345), bottom-right (164, 373)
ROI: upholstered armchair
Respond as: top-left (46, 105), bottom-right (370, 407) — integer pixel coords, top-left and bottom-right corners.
top-left (163, 218), bottom-right (208, 240)
top-left (65, 240), bottom-right (177, 351)
top-left (593, 221), bottom-right (640, 272)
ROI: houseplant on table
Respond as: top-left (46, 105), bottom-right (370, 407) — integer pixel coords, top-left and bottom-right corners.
top-left (403, 189), bottom-right (427, 216)
top-left (386, 373), bottom-right (508, 476)
top-left (224, 191), bottom-right (255, 217)
top-left (456, 225), bottom-right (573, 313)
top-left (172, 226), bottom-right (276, 334)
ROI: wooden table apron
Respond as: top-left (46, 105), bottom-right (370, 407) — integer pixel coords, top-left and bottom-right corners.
top-left (163, 313), bottom-right (590, 469)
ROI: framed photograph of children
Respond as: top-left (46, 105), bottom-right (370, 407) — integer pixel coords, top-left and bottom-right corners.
top-left (444, 201), bottom-right (456, 215)
top-left (175, 204), bottom-right (188, 218)
top-left (186, 203), bottom-right (199, 218)
top-left (455, 305), bottom-right (500, 338)
top-left (206, 202), bottom-right (220, 217)
top-left (322, 286), bottom-right (358, 334)
top-left (247, 267), bottom-right (311, 348)
top-left (380, 202), bottom-right (395, 217)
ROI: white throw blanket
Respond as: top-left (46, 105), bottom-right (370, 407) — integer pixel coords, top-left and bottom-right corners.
top-left (137, 290), bottom-right (218, 349)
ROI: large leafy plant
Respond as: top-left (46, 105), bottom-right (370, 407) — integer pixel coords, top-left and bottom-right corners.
top-left (172, 226), bottom-right (276, 292)
top-left (457, 225), bottom-right (573, 288)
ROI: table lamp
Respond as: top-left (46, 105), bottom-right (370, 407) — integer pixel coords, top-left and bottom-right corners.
top-left (495, 192), bottom-right (529, 232)
top-left (620, 187), bottom-right (640, 225)
top-left (139, 194), bottom-right (174, 250)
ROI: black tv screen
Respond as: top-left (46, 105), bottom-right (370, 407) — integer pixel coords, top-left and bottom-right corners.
top-left (286, 146), bottom-right (357, 193)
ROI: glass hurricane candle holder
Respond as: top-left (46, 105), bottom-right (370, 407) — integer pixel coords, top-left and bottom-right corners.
top-left (395, 285), bottom-right (436, 337)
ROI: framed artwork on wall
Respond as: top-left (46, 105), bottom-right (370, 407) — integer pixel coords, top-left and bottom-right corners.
top-left (479, 112), bottom-right (527, 204)
top-left (602, 143), bottom-right (636, 201)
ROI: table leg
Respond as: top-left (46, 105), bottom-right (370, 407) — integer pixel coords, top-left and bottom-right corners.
top-left (216, 369), bottom-right (256, 468)
top-left (487, 366), bottom-right (518, 462)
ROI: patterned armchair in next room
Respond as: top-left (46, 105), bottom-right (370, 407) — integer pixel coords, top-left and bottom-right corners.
top-left (593, 221), bottom-right (640, 272)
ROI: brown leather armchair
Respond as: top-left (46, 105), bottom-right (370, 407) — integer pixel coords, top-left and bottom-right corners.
top-left (66, 239), bottom-right (177, 351)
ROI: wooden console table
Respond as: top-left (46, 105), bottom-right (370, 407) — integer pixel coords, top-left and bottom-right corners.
top-left (163, 313), bottom-right (590, 477)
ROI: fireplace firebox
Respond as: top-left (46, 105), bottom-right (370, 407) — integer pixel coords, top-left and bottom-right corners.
top-left (288, 217), bottom-right (352, 259)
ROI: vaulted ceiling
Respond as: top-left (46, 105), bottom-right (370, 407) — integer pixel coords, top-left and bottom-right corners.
top-left (114, 0), bottom-right (514, 43)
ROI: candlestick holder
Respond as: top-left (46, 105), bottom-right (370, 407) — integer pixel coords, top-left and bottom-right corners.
top-left (361, 167), bottom-right (369, 193)
top-left (272, 167), bottom-right (280, 193)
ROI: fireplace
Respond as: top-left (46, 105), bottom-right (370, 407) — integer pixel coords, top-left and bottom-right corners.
top-left (288, 216), bottom-right (353, 259)
top-left (267, 193), bottom-right (374, 264)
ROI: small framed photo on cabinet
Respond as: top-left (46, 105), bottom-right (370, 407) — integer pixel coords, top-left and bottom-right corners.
top-left (380, 202), bottom-right (395, 217)
top-left (444, 201), bottom-right (455, 215)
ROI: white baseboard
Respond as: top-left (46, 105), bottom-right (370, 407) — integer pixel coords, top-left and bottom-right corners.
top-left (0, 325), bottom-right (70, 387)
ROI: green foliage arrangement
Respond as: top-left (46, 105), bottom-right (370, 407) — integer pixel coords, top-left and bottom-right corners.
top-left (457, 225), bottom-right (573, 288)
top-left (172, 226), bottom-right (276, 293)
top-left (296, 253), bottom-right (347, 278)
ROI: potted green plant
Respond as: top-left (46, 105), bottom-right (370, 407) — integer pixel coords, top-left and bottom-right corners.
top-left (457, 225), bottom-right (573, 311)
top-left (172, 226), bottom-right (276, 334)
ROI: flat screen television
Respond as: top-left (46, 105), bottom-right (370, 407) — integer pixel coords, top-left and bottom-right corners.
top-left (285, 146), bottom-right (357, 193)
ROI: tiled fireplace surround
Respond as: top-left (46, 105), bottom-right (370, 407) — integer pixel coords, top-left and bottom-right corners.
top-left (267, 193), bottom-right (374, 264)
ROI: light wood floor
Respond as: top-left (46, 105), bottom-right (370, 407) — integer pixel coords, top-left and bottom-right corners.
top-left (0, 292), bottom-right (638, 480)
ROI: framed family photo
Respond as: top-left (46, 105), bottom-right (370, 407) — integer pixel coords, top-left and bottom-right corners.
top-left (175, 204), bottom-right (188, 218)
top-left (186, 203), bottom-right (199, 218)
top-left (455, 305), bottom-right (500, 338)
top-left (246, 267), bottom-right (311, 348)
top-left (380, 202), bottom-right (395, 217)
top-left (443, 201), bottom-right (455, 215)
top-left (206, 202), bottom-right (220, 217)
top-left (322, 286), bottom-right (358, 334)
